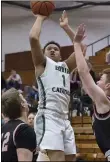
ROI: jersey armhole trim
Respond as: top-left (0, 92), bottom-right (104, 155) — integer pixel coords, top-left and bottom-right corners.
top-left (13, 123), bottom-right (25, 146)
top-left (93, 103), bottom-right (110, 120)
top-left (94, 111), bottom-right (110, 120)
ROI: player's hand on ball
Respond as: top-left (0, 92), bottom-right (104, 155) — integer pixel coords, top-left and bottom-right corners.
top-left (59, 10), bottom-right (69, 28)
top-left (74, 24), bottom-right (86, 43)
top-left (36, 14), bottom-right (47, 20)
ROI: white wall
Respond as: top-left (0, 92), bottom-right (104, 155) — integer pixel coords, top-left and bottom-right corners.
top-left (2, 3), bottom-right (110, 71)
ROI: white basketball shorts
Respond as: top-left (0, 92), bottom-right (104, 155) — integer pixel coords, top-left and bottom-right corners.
top-left (34, 110), bottom-right (76, 155)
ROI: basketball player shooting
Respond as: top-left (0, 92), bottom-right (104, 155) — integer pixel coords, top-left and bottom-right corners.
top-left (73, 24), bottom-right (110, 161)
top-left (29, 10), bottom-right (84, 161)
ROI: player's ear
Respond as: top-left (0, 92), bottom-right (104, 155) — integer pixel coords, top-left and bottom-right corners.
top-left (21, 102), bottom-right (25, 108)
top-left (105, 83), bottom-right (110, 90)
top-left (21, 102), bottom-right (29, 114)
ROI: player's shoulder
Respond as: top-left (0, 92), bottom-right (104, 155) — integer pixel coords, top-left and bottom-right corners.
top-left (13, 123), bottom-right (36, 152)
top-left (14, 122), bottom-right (36, 143)
top-left (15, 122), bottom-right (35, 135)
top-left (2, 119), bottom-right (22, 130)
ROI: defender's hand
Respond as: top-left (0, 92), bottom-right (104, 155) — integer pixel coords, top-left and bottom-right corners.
top-left (74, 24), bottom-right (86, 43)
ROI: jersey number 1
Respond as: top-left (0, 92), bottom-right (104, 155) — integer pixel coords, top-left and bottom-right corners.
top-left (62, 75), bottom-right (66, 87)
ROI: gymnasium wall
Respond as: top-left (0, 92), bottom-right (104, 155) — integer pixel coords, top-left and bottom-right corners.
top-left (3, 46), bottom-right (74, 85)
top-left (2, 3), bottom-right (110, 71)
top-left (5, 46), bottom-right (74, 71)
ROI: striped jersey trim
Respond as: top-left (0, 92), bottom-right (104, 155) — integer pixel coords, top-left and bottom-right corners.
top-left (93, 96), bottom-right (110, 120)
top-left (94, 112), bottom-right (110, 121)
top-left (13, 123), bottom-right (25, 146)
top-left (38, 77), bottom-right (46, 109)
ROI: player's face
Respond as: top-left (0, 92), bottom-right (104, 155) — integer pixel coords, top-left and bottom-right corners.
top-left (28, 113), bottom-right (35, 127)
top-left (97, 74), bottom-right (107, 91)
top-left (44, 44), bottom-right (61, 62)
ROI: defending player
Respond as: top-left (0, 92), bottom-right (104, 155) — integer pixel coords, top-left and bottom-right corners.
top-left (2, 88), bottom-right (36, 162)
top-left (73, 23), bottom-right (110, 161)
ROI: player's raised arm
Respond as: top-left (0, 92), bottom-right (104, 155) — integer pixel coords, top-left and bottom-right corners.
top-left (60, 11), bottom-right (86, 72)
top-left (73, 24), bottom-right (110, 113)
top-left (60, 10), bottom-right (75, 42)
top-left (59, 10), bottom-right (76, 71)
top-left (29, 15), bottom-right (46, 68)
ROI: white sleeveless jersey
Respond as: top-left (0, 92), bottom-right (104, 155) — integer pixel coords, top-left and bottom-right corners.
top-left (37, 57), bottom-right (70, 115)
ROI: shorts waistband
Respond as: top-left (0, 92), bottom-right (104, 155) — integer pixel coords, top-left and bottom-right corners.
top-left (38, 109), bottom-right (68, 120)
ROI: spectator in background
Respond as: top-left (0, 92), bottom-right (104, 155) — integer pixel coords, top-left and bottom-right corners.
top-left (32, 81), bottom-right (39, 101)
top-left (70, 68), bottom-right (81, 96)
top-left (71, 59), bottom-right (96, 84)
top-left (71, 68), bottom-right (80, 82)
top-left (24, 86), bottom-right (38, 113)
top-left (7, 70), bottom-right (22, 90)
top-left (70, 59), bottom-right (96, 116)
top-left (106, 50), bottom-right (110, 65)
top-left (1, 75), bottom-right (7, 93)
top-left (27, 112), bottom-right (38, 161)
top-left (27, 112), bottom-right (36, 128)
top-left (24, 86), bottom-right (31, 103)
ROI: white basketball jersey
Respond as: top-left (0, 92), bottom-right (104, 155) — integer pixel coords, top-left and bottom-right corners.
top-left (37, 57), bottom-right (70, 115)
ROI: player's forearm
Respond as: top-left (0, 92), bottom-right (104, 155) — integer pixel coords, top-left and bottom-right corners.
top-left (74, 43), bottom-right (89, 74)
top-left (29, 16), bottom-right (44, 40)
top-left (29, 16), bottom-right (46, 67)
top-left (63, 25), bottom-right (75, 42)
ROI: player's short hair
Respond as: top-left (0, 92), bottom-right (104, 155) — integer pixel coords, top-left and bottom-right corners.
top-left (102, 68), bottom-right (110, 83)
top-left (43, 41), bottom-right (61, 53)
top-left (2, 88), bottom-right (22, 119)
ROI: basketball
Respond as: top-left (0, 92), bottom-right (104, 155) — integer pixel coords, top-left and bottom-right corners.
top-left (30, 1), bottom-right (55, 16)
